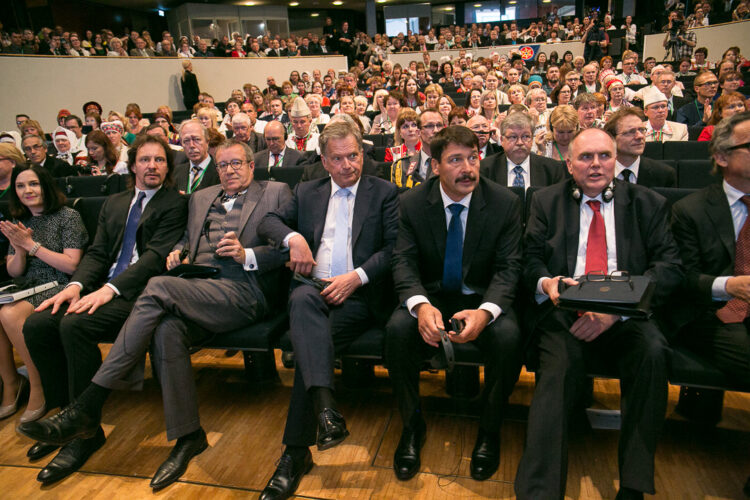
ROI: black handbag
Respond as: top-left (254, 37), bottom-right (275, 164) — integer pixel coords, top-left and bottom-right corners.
top-left (164, 264), bottom-right (220, 279)
top-left (557, 272), bottom-right (655, 319)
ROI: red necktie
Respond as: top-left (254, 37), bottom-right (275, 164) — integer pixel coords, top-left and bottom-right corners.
top-left (479, 150), bottom-right (483, 160)
top-left (585, 200), bottom-right (607, 275)
top-left (717, 196), bottom-right (750, 323)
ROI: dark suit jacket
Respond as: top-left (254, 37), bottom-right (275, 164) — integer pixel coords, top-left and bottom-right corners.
top-left (670, 183), bottom-right (734, 326)
top-left (669, 95), bottom-right (691, 121)
top-left (392, 177), bottom-right (522, 312)
top-left (523, 179), bottom-right (683, 331)
top-left (41, 155), bottom-right (77, 177)
top-left (484, 143), bottom-right (504, 157)
top-left (635, 156), bottom-right (677, 188)
top-left (257, 175), bottom-right (399, 317)
top-left (72, 187), bottom-right (188, 301)
top-left (253, 148), bottom-right (303, 173)
top-left (173, 156), bottom-right (220, 194)
top-left (246, 130), bottom-right (266, 154)
top-left (480, 152), bottom-right (567, 188)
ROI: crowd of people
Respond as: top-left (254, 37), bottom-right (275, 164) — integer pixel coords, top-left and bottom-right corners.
top-left (1, 4), bottom-right (750, 500)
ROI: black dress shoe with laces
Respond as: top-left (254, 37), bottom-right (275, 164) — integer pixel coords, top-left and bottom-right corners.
top-left (316, 408), bottom-right (349, 451)
top-left (470, 429), bottom-right (500, 481)
top-left (36, 427), bottom-right (105, 485)
top-left (393, 421), bottom-right (426, 481)
top-left (16, 403), bottom-right (99, 446)
top-left (150, 428), bottom-right (208, 491)
top-left (27, 442), bottom-right (59, 462)
top-left (260, 449), bottom-right (313, 500)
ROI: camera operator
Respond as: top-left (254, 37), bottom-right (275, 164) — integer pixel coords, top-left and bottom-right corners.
top-left (582, 13), bottom-right (609, 62)
top-left (663, 14), bottom-right (696, 62)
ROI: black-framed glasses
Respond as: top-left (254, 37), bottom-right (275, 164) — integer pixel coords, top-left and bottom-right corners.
top-left (216, 159), bottom-right (245, 172)
top-left (581, 270), bottom-right (633, 289)
top-left (697, 81), bottom-right (719, 87)
top-left (727, 141), bottom-right (750, 152)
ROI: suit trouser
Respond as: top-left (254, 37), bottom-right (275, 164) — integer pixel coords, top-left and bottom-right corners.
top-left (282, 284), bottom-right (374, 447)
top-left (384, 293), bottom-right (523, 432)
top-left (24, 297), bottom-right (135, 409)
top-left (680, 312), bottom-right (750, 384)
top-left (514, 309), bottom-right (669, 499)
top-left (91, 276), bottom-right (263, 441)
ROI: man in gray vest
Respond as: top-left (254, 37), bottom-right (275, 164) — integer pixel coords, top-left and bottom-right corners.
top-left (18, 139), bottom-right (292, 492)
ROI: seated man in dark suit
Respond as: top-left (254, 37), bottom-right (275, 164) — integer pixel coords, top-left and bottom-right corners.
top-left (467, 115), bottom-right (503, 160)
top-left (603, 108), bottom-right (677, 188)
top-left (386, 125), bottom-right (523, 482)
top-left (19, 139), bottom-right (292, 491)
top-left (232, 111), bottom-right (266, 155)
top-left (480, 112), bottom-right (566, 190)
top-left (671, 112), bottom-right (750, 383)
top-left (21, 135), bottom-right (188, 484)
top-left (515, 128), bottom-right (683, 500)
top-left (388, 110), bottom-right (445, 189)
top-left (174, 120), bottom-right (219, 194)
top-left (253, 120), bottom-right (303, 174)
top-left (259, 97), bottom-right (290, 125)
top-left (21, 134), bottom-right (77, 177)
top-left (256, 120), bottom-right (399, 500)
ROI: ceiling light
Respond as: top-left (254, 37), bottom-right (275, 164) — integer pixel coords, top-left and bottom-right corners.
top-left (474, 3), bottom-right (482, 7)
top-left (542, 0), bottom-right (551, 2)
top-left (376, 0), bottom-right (386, 3)
top-left (443, 6), bottom-right (454, 10)
top-left (509, 0), bottom-right (516, 3)
top-left (289, 1), bottom-right (299, 5)
top-left (311, 12), bottom-right (320, 16)
top-left (333, 0), bottom-right (343, 4)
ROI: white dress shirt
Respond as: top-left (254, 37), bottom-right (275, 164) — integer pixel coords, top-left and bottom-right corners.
top-left (506, 155), bottom-right (531, 190)
top-left (615, 156), bottom-right (641, 183)
top-left (268, 147), bottom-right (287, 168)
top-left (406, 184), bottom-right (502, 321)
top-left (712, 181), bottom-right (748, 300)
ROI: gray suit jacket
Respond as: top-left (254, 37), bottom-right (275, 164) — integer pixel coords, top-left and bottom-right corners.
top-left (253, 148), bottom-right (303, 174)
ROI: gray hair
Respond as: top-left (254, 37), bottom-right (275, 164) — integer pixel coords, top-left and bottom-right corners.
top-left (319, 118), bottom-right (362, 156)
top-left (215, 138), bottom-right (254, 161)
top-left (500, 111), bottom-right (533, 135)
top-left (711, 111), bottom-right (750, 173)
top-left (231, 112), bottom-right (251, 127)
top-left (178, 119), bottom-right (210, 141)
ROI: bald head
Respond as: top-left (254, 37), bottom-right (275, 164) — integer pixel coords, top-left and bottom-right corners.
top-left (567, 128), bottom-right (617, 197)
top-left (264, 120), bottom-right (286, 154)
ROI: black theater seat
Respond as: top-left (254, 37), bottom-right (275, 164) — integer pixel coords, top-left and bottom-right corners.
top-left (664, 141), bottom-right (710, 161)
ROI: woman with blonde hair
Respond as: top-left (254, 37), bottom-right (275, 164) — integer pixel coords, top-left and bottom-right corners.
top-left (419, 84), bottom-right (443, 114)
top-left (19, 120), bottom-right (44, 140)
top-left (533, 105), bottom-right (579, 161)
top-left (507, 84), bottom-right (526, 105)
top-left (181, 60), bottom-right (200, 110)
top-left (0, 143), bottom-right (24, 200)
top-left (479, 90), bottom-right (500, 122)
top-left (107, 111), bottom-right (136, 144)
top-left (196, 107), bottom-right (219, 131)
top-left (385, 108), bottom-right (421, 162)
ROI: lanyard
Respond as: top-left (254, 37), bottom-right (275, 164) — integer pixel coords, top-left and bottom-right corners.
top-left (188, 167), bottom-right (206, 194)
top-left (0, 186), bottom-right (8, 199)
top-left (651, 129), bottom-right (664, 142)
top-left (272, 153), bottom-right (283, 168)
top-left (553, 142), bottom-right (565, 162)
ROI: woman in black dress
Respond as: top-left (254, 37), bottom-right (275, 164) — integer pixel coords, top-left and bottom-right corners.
top-left (181, 60), bottom-right (200, 111)
top-left (0, 166), bottom-right (87, 422)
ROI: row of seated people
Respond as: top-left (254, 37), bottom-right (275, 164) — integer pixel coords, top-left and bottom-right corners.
top-left (0, 108), bottom-right (748, 499)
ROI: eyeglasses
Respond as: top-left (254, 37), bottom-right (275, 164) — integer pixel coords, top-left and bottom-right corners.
top-left (727, 141), bottom-right (750, 152)
top-left (618, 127), bottom-right (648, 137)
top-left (697, 80), bottom-right (719, 87)
top-left (504, 134), bottom-right (533, 143)
top-left (216, 159), bottom-right (246, 172)
top-left (421, 123), bottom-right (443, 131)
top-left (582, 270), bottom-right (634, 289)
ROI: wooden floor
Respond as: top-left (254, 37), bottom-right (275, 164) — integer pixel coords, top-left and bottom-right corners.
top-left (1, 347), bottom-right (749, 499)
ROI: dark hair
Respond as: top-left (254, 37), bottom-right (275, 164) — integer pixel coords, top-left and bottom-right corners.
top-left (387, 90), bottom-right (407, 107)
top-left (464, 89), bottom-right (482, 108)
top-left (126, 134), bottom-right (175, 189)
top-left (695, 47), bottom-right (708, 57)
top-left (85, 130), bottom-right (118, 173)
top-left (603, 107), bottom-right (646, 137)
top-left (9, 164), bottom-right (66, 219)
top-left (15, 114), bottom-right (29, 120)
top-left (225, 97), bottom-right (243, 109)
top-left (431, 125), bottom-right (479, 163)
top-left (64, 114), bottom-right (83, 128)
top-left (550, 83), bottom-right (572, 104)
top-left (448, 106), bottom-right (469, 123)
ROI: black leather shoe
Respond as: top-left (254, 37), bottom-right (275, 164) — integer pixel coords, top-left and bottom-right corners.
top-left (260, 449), bottom-right (313, 500)
top-left (393, 421), bottom-right (426, 481)
top-left (27, 441), bottom-right (59, 462)
top-left (470, 429), bottom-right (500, 481)
top-left (150, 428), bottom-right (208, 491)
top-left (16, 403), bottom-right (99, 446)
top-left (36, 427), bottom-right (105, 485)
top-left (316, 408), bottom-right (349, 451)
top-left (615, 487), bottom-right (644, 500)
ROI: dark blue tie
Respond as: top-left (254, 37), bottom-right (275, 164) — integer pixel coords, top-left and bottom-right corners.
top-left (112, 192), bottom-right (146, 278)
top-left (442, 203), bottom-right (465, 293)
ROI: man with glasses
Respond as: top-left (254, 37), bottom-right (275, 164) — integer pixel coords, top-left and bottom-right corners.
top-left (386, 125), bottom-right (523, 482)
top-left (19, 138), bottom-right (292, 491)
top-left (64, 115), bottom-right (87, 153)
top-left (618, 58), bottom-right (647, 86)
top-left (21, 134), bottom-right (76, 178)
top-left (643, 88), bottom-right (689, 142)
top-left (388, 110), bottom-right (444, 190)
top-left (174, 120), bottom-right (219, 194)
top-left (515, 128), bottom-right (683, 500)
top-left (480, 112), bottom-right (565, 190)
top-left (285, 98), bottom-right (320, 152)
top-left (257, 120), bottom-right (398, 500)
top-left (676, 70), bottom-right (719, 126)
top-left (604, 108), bottom-right (677, 187)
top-left (253, 120), bottom-right (302, 173)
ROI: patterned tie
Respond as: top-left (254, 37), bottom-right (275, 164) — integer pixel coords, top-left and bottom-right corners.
top-left (112, 192), bottom-right (146, 278)
top-left (442, 204), bottom-right (465, 292)
top-left (585, 200), bottom-right (608, 275)
top-left (621, 169), bottom-right (633, 184)
top-left (717, 196), bottom-right (750, 323)
top-left (189, 165), bottom-right (202, 193)
top-left (512, 165), bottom-right (525, 188)
top-left (330, 188), bottom-right (352, 277)
top-left (272, 153), bottom-right (280, 168)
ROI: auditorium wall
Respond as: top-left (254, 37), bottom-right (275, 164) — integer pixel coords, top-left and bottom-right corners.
top-left (643, 19), bottom-right (750, 63)
top-left (0, 54), bottom-right (347, 134)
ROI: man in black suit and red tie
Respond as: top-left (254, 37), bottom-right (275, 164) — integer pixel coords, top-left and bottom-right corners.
top-left (480, 112), bottom-right (566, 190)
top-left (21, 135), bottom-right (188, 484)
top-left (515, 128), bottom-right (683, 500)
top-left (256, 120), bottom-right (399, 500)
top-left (671, 112), bottom-right (750, 384)
top-left (386, 125), bottom-right (524, 482)
top-left (603, 108), bottom-right (677, 188)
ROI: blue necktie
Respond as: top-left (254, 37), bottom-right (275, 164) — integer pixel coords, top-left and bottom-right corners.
top-left (330, 188), bottom-right (352, 277)
top-left (442, 203), bottom-right (465, 293)
top-left (112, 192), bottom-right (146, 278)
top-left (512, 165), bottom-right (525, 188)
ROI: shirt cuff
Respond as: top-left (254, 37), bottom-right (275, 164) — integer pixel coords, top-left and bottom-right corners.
top-left (712, 276), bottom-right (732, 301)
top-left (354, 267), bottom-right (369, 285)
top-left (535, 277), bottom-right (551, 304)
top-left (104, 283), bottom-right (121, 296)
top-left (66, 281), bottom-right (84, 291)
top-left (406, 295), bottom-right (429, 318)
top-left (282, 231), bottom-right (301, 248)
top-left (479, 302), bottom-right (502, 323)
top-left (243, 248), bottom-right (258, 271)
